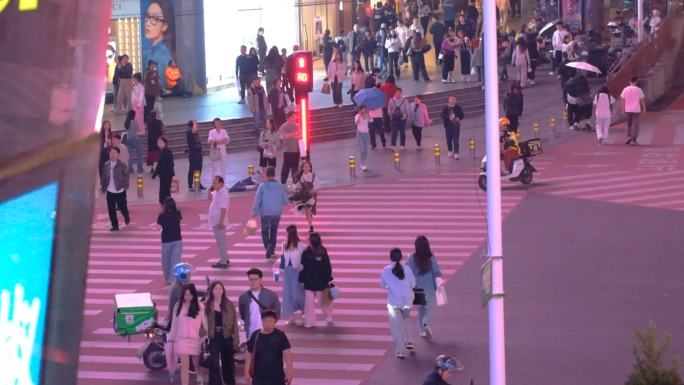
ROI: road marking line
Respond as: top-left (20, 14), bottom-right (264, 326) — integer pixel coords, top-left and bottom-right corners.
top-left (673, 125), bottom-right (684, 145)
top-left (580, 182), bottom-right (684, 200)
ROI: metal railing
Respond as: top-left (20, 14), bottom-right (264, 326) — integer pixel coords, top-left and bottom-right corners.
top-left (607, 8), bottom-right (681, 96)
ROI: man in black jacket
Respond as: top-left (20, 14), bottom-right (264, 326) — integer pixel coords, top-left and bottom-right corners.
top-left (440, 96), bottom-right (465, 159)
top-left (235, 45), bottom-right (249, 104)
top-left (186, 120), bottom-right (205, 191)
top-left (257, 27), bottom-right (268, 74)
top-left (429, 16), bottom-right (446, 63)
top-left (100, 147), bottom-right (131, 231)
top-left (152, 136), bottom-right (175, 205)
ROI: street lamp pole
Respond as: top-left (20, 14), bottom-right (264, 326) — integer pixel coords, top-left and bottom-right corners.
top-left (638, 0), bottom-right (644, 41)
top-left (482, 1), bottom-right (506, 385)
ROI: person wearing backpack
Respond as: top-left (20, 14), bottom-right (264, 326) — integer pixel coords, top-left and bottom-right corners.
top-left (594, 85), bottom-right (616, 144)
top-left (387, 88), bottom-right (411, 151)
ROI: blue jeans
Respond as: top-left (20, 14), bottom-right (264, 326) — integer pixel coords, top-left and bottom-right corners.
top-left (357, 131), bottom-right (370, 163)
top-left (212, 225), bottom-right (228, 264)
top-left (417, 293), bottom-right (435, 331)
top-left (391, 119), bottom-right (406, 147)
top-left (260, 214), bottom-right (281, 251)
top-left (253, 109), bottom-right (268, 133)
top-left (126, 136), bottom-right (144, 173)
top-left (161, 240), bottom-right (183, 283)
top-left (445, 125), bottom-right (460, 153)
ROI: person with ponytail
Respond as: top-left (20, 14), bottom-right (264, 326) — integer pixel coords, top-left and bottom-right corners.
top-left (380, 247), bottom-right (416, 359)
top-left (407, 235), bottom-right (442, 339)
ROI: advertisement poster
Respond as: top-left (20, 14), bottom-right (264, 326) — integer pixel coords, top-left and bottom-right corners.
top-left (562, 0), bottom-right (583, 30)
top-left (140, 0), bottom-right (177, 89)
top-left (0, 183), bottom-right (59, 385)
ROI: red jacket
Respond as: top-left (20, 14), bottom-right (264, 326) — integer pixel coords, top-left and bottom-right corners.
top-left (380, 83), bottom-right (397, 107)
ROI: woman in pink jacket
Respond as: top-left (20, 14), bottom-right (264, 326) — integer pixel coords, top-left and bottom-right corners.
top-left (168, 283), bottom-right (206, 385)
top-left (409, 95), bottom-right (432, 151)
top-left (327, 51), bottom-right (347, 107)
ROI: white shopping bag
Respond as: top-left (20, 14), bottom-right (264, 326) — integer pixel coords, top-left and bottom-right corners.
top-left (298, 139), bottom-right (307, 158)
top-left (435, 277), bottom-right (447, 306)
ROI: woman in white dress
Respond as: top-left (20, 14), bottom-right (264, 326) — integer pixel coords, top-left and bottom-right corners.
top-left (208, 118), bottom-right (230, 182)
top-left (168, 283), bottom-right (206, 385)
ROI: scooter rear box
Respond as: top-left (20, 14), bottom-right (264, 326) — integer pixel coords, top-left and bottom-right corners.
top-left (114, 292), bottom-right (156, 336)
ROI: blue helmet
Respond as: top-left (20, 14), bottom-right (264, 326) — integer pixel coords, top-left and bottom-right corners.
top-left (435, 355), bottom-right (464, 371)
top-left (172, 263), bottom-right (193, 284)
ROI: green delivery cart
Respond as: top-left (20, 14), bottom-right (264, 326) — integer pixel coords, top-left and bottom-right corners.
top-left (114, 292), bottom-right (157, 336)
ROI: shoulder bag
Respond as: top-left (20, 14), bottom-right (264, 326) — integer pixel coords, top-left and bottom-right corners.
top-left (209, 143), bottom-right (221, 161)
top-left (413, 287), bottom-right (427, 305)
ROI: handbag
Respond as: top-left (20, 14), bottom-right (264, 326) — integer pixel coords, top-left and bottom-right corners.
top-left (209, 143), bottom-right (221, 161)
top-left (263, 146), bottom-right (276, 159)
top-left (199, 338), bottom-right (213, 369)
top-left (328, 283), bottom-right (341, 300)
top-left (244, 218), bottom-right (258, 236)
top-left (321, 80), bottom-right (331, 94)
top-left (413, 287), bottom-right (427, 305)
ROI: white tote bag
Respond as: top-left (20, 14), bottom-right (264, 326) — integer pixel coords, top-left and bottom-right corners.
top-left (435, 277), bottom-right (447, 306)
top-left (298, 139), bottom-right (307, 158)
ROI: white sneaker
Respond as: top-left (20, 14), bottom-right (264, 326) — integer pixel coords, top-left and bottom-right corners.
top-left (303, 323), bottom-right (314, 328)
top-left (405, 342), bottom-right (415, 350)
top-left (529, 80), bottom-right (536, 85)
top-left (361, 165), bottom-right (367, 171)
top-left (326, 316), bottom-right (334, 325)
top-left (420, 330), bottom-right (427, 337)
top-left (400, 146), bottom-right (405, 151)
top-left (391, 146), bottom-right (397, 152)
top-left (424, 326), bottom-right (432, 339)
top-left (396, 350), bottom-right (406, 359)
top-left (441, 79), bottom-right (449, 83)
top-left (416, 146), bottom-right (422, 151)
top-left (454, 153), bottom-right (460, 160)
top-left (447, 151), bottom-right (454, 157)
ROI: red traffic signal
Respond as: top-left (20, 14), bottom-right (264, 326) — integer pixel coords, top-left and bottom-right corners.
top-left (289, 51), bottom-right (313, 94)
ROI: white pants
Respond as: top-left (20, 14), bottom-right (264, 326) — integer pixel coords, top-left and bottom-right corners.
top-left (304, 290), bottom-right (332, 326)
top-left (387, 305), bottom-right (413, 353)
top-left (595, 117), bottom-right (611, 140)
top-left (515, 63), bottom-right (528, 87)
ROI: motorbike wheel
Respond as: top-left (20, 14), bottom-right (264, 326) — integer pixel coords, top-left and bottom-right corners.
top-left (142, 344), bottom-right (167, 370)
top-left (520, 168), bottom-right (533, 185)
top-left (477, 175), bottom-right (487, 191)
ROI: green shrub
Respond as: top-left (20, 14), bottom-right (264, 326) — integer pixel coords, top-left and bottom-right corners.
top-left (626, 321), bottom-right (683, 385)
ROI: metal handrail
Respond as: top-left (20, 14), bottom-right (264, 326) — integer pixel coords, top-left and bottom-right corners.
top-left (607, 8), bottom-right (680, 96)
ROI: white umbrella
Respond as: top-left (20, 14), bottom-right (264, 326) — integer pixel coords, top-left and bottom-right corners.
top-left (565, 61), bottom-right (602, 74)
top-left (539, 22), bottom-right (556, 35)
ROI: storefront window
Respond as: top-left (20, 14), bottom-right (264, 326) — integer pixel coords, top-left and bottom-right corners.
top-left (204, 0), bottom-right (299, 89)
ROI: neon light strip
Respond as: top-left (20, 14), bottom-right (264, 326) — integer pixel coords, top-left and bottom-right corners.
top-left (300, 97), bottom-right (307, 150)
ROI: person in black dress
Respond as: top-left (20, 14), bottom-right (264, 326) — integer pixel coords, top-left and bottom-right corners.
top-left (244, 309), bottom-right (293, 385)
top-left (186, 119), bottom-right (205, 190)
top-left (152, 136), bottom-right (175, 205)
top-left (146, 110), bottom-right (164, 174)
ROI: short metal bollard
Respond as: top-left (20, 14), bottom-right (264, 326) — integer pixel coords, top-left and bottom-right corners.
top-left (468, 138), bottom-right (476, 159)
top-left (193, 170), bottom-right (201, 193)
top-left (247, 165), bottom-right (255, 176)
top-left (532, 122), bottom-right (540, 136)
top-left (549, 117), bottom-right (557, 139)
top-left (136, 175), bottom-right (143, 198)
top-left (393, 151), bottom-right (400, 171)
top-left (562, 110), bottom-right (568, 130)
top-left (434, 144), bottom-right (441, 165)
top-left (348, 156), bottom-right (356, 177)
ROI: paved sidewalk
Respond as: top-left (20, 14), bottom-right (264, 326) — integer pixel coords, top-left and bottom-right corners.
top-left (97, 65), bottom-right (579, 208)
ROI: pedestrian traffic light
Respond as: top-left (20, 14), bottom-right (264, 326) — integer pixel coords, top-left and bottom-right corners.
top-left (290, 51), bottom-right (313, 94)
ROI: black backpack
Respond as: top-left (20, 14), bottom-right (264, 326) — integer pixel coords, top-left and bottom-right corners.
top-left (391, 99), bottom-right (405, 121)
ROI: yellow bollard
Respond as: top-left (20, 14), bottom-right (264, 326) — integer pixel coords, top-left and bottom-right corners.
top-left (549, 117), bottom-right (557, 139)
top-left (348, 156), bottom-right (356, 177)
top-left (393, 151), bottom-right (400, 171)
top-left (136, 175), bottom-right (143, 198)
top-left (562, 110), bottom-right (568, 130)
top-left (532, 122), bottom-right (540, 135)
top-left (434, 144), bottom-right (441, 165)
top-left (247, 165), bottom-right (255, 176)
top-left (468, 138), bottom-right (476, 159)
top-left (193, 170), bottom-right (201, 192)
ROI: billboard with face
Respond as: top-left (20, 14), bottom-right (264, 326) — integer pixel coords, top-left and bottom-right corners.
top-left (141, 0), bottom-right (176, 89)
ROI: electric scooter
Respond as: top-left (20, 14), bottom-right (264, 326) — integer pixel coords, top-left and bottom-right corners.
top-left (477, 138), bottom-right (542, 191)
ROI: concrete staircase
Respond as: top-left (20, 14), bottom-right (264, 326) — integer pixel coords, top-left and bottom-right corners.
top-left (137, 85), bottom-right (490, 159)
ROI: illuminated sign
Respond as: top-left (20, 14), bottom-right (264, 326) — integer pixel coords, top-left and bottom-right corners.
top-left (290, 51), bottom-right (313, 93)
top-left (0, 0), bottom-right (39, 13)
top-left (0, 183), bottom-right (58, 385)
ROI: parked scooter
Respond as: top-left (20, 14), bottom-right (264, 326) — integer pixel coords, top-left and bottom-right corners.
top-left (138, 320), bottom-right (248, 371)
top-left (477, 138), bottom-right (542, 191)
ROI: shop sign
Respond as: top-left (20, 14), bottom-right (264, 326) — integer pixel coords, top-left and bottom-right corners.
top-left (112, 0), bottom-right (140, 19)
